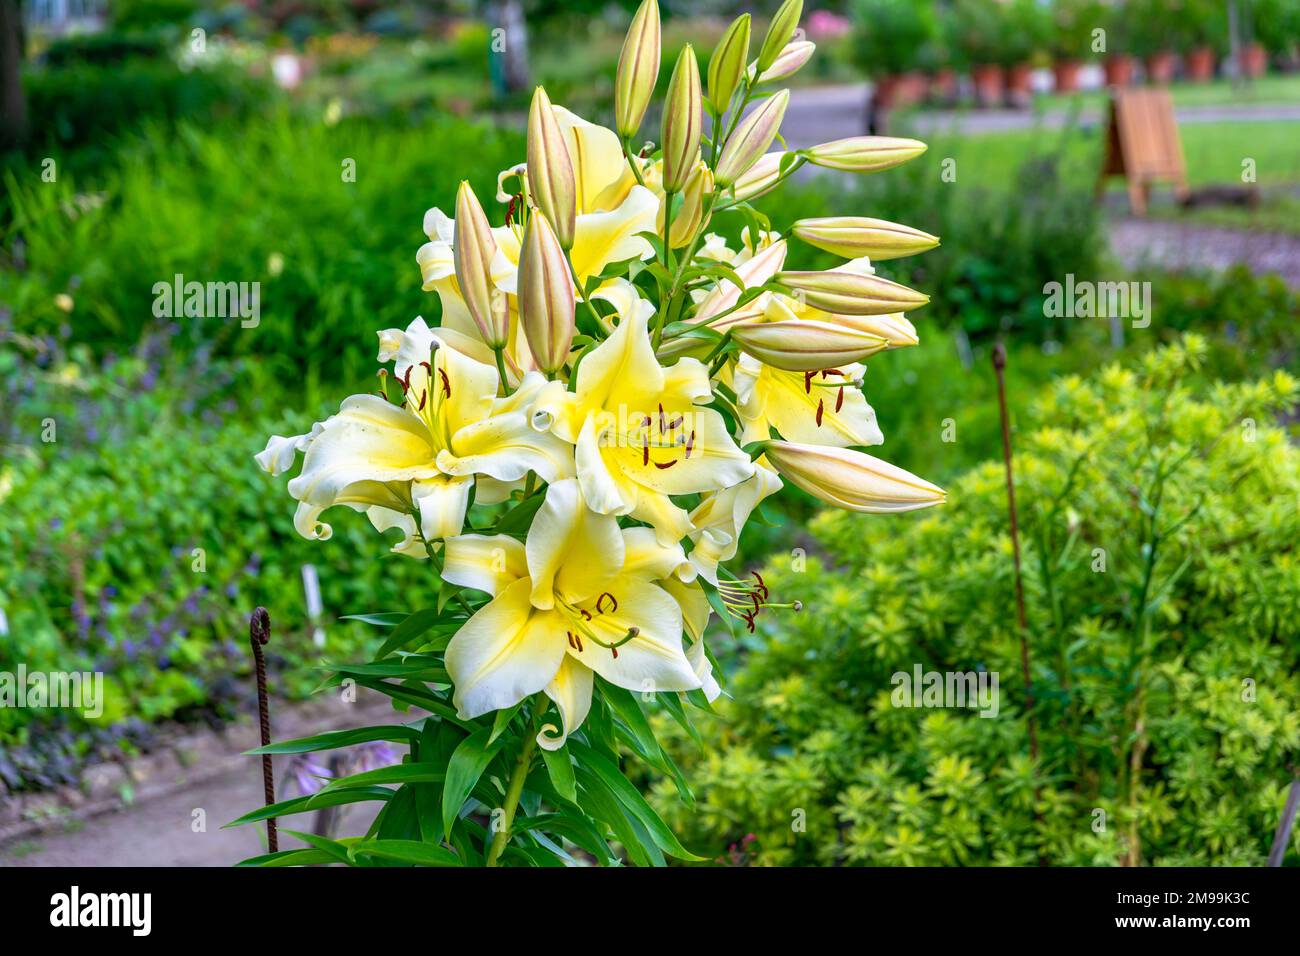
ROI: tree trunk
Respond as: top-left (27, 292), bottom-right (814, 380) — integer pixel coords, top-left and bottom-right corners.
top-left (0, 0), bottom-right (25, 150)
top-left (489, 0), bottom-right (530, 95)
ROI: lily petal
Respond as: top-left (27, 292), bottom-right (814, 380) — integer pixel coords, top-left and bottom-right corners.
top-left (539, 654), bottom-right (595, 751)
top-left (526, 478), bottom-right (623, 609)
top-left (443, 533), bottom-right (528, 596)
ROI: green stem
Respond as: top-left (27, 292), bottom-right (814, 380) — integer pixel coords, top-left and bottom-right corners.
top-left (485, 696), bottom-right (545, 867)
top-left (493, 346), bottom-right (511, 396)
top-left (623, 138), bottom-right (647, 187)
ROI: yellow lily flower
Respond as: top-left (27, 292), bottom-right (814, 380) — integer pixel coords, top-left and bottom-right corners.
top-left (545, 309), bottom-right (755, 545)
top-left (441, 479), bottom-right (702, 748)
top-left (685, 465), bottom-right (782, 585)
top-left (733, 352), bottom-right (883, 449)
top-left (257, 317), bottom-right (574, 549)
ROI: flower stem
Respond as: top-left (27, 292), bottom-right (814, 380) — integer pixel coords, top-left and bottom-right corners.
top-left (485, 695), bottom-right (545, 866)
top-left (493, 346), bottom-right (511, 396)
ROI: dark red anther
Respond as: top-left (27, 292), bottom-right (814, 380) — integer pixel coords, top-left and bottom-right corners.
top-left (506, 194), bottom-right (519, 227)
top-left (835, 387), bottom-right (844, 413)
top-left (815, 399), bottom-right (825, 427)
top-left (611, 646), bottom-right (618, 659)
top-left (654, 459), bottom-right (677, 469)
top-left (580, 609), bottom-right (593, 621)
top-left (667, 415), bottom-right (683, 430)
top-left (417, 389), bottom-right (428, 411)
top-left (658, 403), bottom-right (666, 434)
top-left (400, 366), bottom-right (413, 393)
top-left (596, 592), bottom-right (618, 614)
top-left (439, 368), bottom-right (452, 398)
top-left (804, 371), bottom-right (816, 394)
top-left (642, 443), bottom-right (650, 467)
top-left (684, 431), bottom-right (695, 459)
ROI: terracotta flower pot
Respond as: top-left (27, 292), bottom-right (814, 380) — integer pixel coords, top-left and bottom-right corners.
top-left (873, 73), bottom-right (903, 110)
top-left (1004, 62), bottom-right (1033, 107)
top-left (1240, 42), bottom-right (1268, 78)
top-left (928, 67), bottom-right (958, 105)
top-left (1145, 50), bottom-right (1177, 84)
top-left (972, 63), bottom-right (1004, 108)
top-left (1053, 59), bottom-right (1082, 93)
top-left (897, 71), bottom-right (928, 105)
top-left (1104, 54), bottom-right (1135, 87)
top-left (1185, 46), bottom-right (1216, 82)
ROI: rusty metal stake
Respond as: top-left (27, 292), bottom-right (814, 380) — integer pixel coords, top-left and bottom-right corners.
top-left (1268, 776), bottom-right (1300, 867)
top-left (249, 607), bottom-right (277, 854)
top-left (992, 344), bottom-right (1039, 763)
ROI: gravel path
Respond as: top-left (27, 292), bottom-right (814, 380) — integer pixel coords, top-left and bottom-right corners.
top-left (1109, 218), bottom-right (1300, 287)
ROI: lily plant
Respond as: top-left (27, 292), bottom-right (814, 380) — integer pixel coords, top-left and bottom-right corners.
top-left (242, 0), bottom-right (944, 868)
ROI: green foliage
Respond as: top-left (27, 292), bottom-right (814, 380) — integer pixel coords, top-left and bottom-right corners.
top-left (655, 339), bottom-right (1300, 865)
top-left (2, 112), bottom-right (522, 391)
top-left (849, 0), bottom-right (939, 76)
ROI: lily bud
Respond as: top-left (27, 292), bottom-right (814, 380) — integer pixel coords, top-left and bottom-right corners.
top-left (756, 0), bottom-right (803, 75)
top-left (751, 39), bottom-right (815, 84)
top-left (715, 89), bottom-right (789, 188)
top-left (527, 86), bottom-right (577, 249)
top-left (764, 440), bottom-right (946, 514)
top-left (453, 181), bottom-right (509, 349)
top-left (804, 136), bottom-right (927, 173)
top-left (731, 151), bottom-right (787, 201)
top-left (517, 213), bottom-right (576, 375)
top-left (838, 312), bottom-right (919, 348)
top-left (615, 0), bottom-right (661, 139)
top-left (707, 13), bottom-right (750, 113)
top-left (777, 269), bottom-right (929, 316)
top-left (792, 216), bottom-right (940, 261)
top-left (731, 319), bottom-right (889, 371)
top-left (661, 45), bottom-right (703, 194)
top-left (659, 161), bottom-right (713, 248)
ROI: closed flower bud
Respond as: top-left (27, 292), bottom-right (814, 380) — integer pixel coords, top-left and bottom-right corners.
top-left (517, 213), bottom-right (576, 375)
top-left (659, 161), bottom-right (713, 248)
top-left (715, 89), bottom-right (789, 188)
top-left (792, 216), bottom-right (939, 261)
top-left (750, 39), bottom-right (815, 84)
top-left (615, 0), bottom-right (661, 139)
top-left (804, 136), bottom-right (927, 173)
top-left (453, 181), bottom-right (509, 349)
top-left (764, 440), bottom-right (946, 513)
top-left (731, 319), bottom-right (889, 371)
top-left (707, 13), bottom-right (750, 113)
top-left (777, 269), bottom-right (929, 316)
top-left (661, 45), bottom-right (703, 194)
top-left (527, 86), bottom-right (577, 249)
top-left (756, 0), bottom-right (803, 74)
top-left (838, 312), bottom-right (919, 348)
top-left (731, 150), bottom-right (787, 201)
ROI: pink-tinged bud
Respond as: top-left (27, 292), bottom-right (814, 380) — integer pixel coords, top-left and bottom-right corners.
top-left (715, 89), bottom-right (789, 188)
top-left (776, 269), bottom-right (929, 316)
top-left (804, 136), bottom-right (927, 173)
top-left (731, 151), bottom-right (788, 201)
top-left (764, 440), bottom-right (946, 514)
top-left (838, 312), bottom-right (919, 348)
top-left (658, 161), bottom-right (713, 248)
top-left (792, 216), bottom-right (939, 260)
top-left (527, 87), bottom-right (577, 249)
top-left (750, 39), bottom-right (815, 84)
top-left (695, 240), bottom-right (788, 322)
top-left (615, 0), bottom-right (661, 139)
top-left (453, 181), bottom-right (509, 349)
top-left (661, 45), bottom-right (703, 194)
top-left (707, 13), bottom-right (751, 113)
top-left (517, 213), bottom-right (576, 375)
top-left (731, 319), bottom-right (889, 371)
top-left (755, 0), bottom-right (803, 74)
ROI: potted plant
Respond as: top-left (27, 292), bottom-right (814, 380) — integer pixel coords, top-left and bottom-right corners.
top-left (1128, 0), bottom-right (1180, 83)
top-left (1102, 0), bottom-right (1136, 86)
top-left (1049, 0), bottom-right (1104, 93)
top-left (1003, 0), bottom-right (1050, 105)
top-left (951, 0), bottom-right (1005, 106)
top-left (1181, 0), bottom-right (1228, 81)
top-left (850, 0), bottom-right (939, 108)
top-left (1248, 0), bottom-right (1294, 74)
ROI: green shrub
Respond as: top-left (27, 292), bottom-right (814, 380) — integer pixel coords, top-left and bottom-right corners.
top-left (654, 338), bottom-right (1300, 865)
top-left (849, 0), bottom-right (939, 76)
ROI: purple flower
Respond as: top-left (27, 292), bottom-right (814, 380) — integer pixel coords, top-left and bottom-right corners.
top-left (285, 753), bottom-right (332, 796)
top-left (351, 741), bottom-right (399, 775)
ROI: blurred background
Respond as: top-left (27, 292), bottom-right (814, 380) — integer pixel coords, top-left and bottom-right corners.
top-left (1, 0), bottom-right (1298, 866)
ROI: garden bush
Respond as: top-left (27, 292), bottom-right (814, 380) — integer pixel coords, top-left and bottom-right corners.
top-left (653, 338), bottom-right (1300, 865)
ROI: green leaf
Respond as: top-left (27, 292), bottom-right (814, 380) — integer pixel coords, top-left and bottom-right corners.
top-left (442, 725), bottom-right (502, 837)
top-left (350, 839), bottom-right (463, 867)
top-left (225, 786), bottom-right (393, 827)
top-left (244, 724), bottom-right (419, 756)
top-left (235, 848), bottom-right (339, 867)
top-left (541, 743), bottom-right (578, 804)
top-left (375, 609), bottom-right (448, 659)
top-left (375, 784), bottom-right (423, 841)
top-left (495, 492), bottom-right (545, 537)
top-left (317, 763), bottom-right (446, 793)
top-left (570, 741), bottom-right (705, 861)
top-left (516, 812), bottom-right (616, 865)
top-left (340, 612), bottom-right (409, 626)
top-left (489, 700), bottom-right (525, 744)
top-left (281, 829), bottom-right (356, 865)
